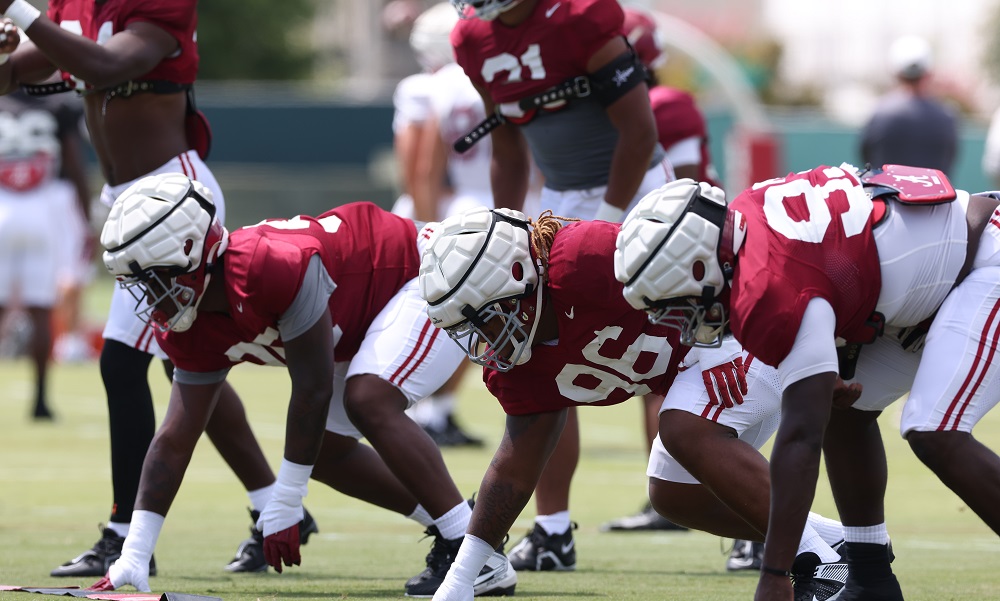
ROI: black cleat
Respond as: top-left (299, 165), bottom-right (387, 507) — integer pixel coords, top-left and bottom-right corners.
top-left (837, 542), bottom-right (903, 601)
top-left (424, 415), bottom-right (485, 448)
top-left (726, 539), bottom-right (765, 571)
top-left (51, 526), bottom-right (156, 577)
top-left (224, 506), bottom-right (319, 573)
top-left (600, 502), bottom-right (689, 532)
top-left (791, 551), bottom-right (848, 601)
top-left (404, 526), bottom-right (514, 597)
top-left (508, 522), bottom-right (576, 572)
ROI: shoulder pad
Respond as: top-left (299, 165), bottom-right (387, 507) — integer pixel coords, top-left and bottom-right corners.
top-left (861, 164), bottom-right (956, 204)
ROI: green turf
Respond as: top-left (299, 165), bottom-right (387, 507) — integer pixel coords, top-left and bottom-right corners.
top-left (1, 305), bottom-right (998, 599)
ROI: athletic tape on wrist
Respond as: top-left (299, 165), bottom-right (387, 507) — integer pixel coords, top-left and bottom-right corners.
top-left (5, 0), bottom-right (40, 30)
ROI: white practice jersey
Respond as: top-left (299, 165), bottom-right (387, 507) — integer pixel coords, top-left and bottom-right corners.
top-left (392, 72), bottom-right (435, 134)
top-left (429, 63), bottom-right (493, 206)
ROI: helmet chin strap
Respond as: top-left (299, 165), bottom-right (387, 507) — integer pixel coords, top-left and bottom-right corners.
top-left (513, 259), bottom-right (546, 366)
top-left (169, 271), bottom-right (213, 333)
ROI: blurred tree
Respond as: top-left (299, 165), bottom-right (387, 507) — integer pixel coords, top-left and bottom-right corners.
top-left (197, 0), bottom-right (317, 80)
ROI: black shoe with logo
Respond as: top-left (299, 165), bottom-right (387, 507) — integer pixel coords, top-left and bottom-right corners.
top-left (600, 502), bottom-right (689, 532)
top-left (791, 551), bottom-right (849, 601)
top-left (404, 525), bottom-right (515, 597)
top-left (51, 526), bottom-right (157, 577)
top-left (508, 522), bottom-right (577, 572)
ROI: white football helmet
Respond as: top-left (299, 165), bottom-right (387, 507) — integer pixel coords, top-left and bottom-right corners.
top-left (419, 206), bottom-right (543, 372)
top-left (411, 2), bottom-right (459, 72)
top-left (451, 0), bottom-right (522, 21)
top-left (101, 173), bottom-right (229, 333)
top-left (615, 179), bottom-right (730, 347)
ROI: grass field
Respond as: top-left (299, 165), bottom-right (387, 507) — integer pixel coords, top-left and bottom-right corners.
top-left (0, 280), bottom-right (998, 600)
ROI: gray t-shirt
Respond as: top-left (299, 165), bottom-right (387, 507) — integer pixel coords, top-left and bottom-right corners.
top-left (521, 98), bottom-right (665, 191)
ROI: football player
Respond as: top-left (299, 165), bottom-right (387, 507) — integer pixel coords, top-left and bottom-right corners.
top-left (419, 206), bottom-right (847, 600)
top-left (603, 5), bottom-right (726, 536)
top-left (0, 88), bottom-right (88, 421)
top-left (449, 0), bottom-right (674, 569)
top-left (0, 0), bottom-right (290, 577)
top-left (616, 166), bottom-right (1000, 600)
top-left (91, 174), bottom-right (516, 598)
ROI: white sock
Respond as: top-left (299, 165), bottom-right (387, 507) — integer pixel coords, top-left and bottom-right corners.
top-left (248, 484), bottom-right (275, 512)
top-left (844, 523), bottom-right (889, 545)
top-left (407, 504), bottom-right (434, 527)
top-left (107, 521), bottom-right (129, 538)
top-left (434, 500), bottom-right (473, 540)
top-left (797, 523), bottom-right (841, 563)
top-left (536, 511), bottom-right (571, 536)
top-left (807, 511), bottom-right (845, 546)
top-left (410, 397), bottom-right (447, 431)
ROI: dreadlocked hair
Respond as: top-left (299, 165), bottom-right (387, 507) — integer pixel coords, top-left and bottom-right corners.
top-left (528, 210), bottom-right (580, 282)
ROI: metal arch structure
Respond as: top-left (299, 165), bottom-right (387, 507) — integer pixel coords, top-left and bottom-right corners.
top-left (648, 9), bottom-right (782, 190)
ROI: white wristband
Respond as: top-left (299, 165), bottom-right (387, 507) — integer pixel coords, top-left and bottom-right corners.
top-left (593, 200), bottom-right (626, 223)
top-left (0, 53), bottom-right (9, 65)
top-left (5, 0), bottom-right (40, 30)
top-left (448, 535), bottom-right (495, 586)
top-left (275, 458), bottom-right (313, 497)
top-left (121, 510), bottom-right (165, 561)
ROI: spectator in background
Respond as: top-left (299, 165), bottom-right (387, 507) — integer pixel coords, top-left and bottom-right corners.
top-left (449, 0), bottom-right (671, 574)
top-left (0, 87), bottom-right (88, 420)
top-left (860, 35), bottom-right (958, 175)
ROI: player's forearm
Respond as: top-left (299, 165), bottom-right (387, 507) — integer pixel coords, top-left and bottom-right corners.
top-left (603, 128), bottom-right (656, 212)
top-left (489, 126), bottom-right (530, 211)
top-left (468, 469), bottom-right (535, 549)
top-left (134, 431), bottom-right (198, 516)
top-left (282, 389), bottom-right (330, 466)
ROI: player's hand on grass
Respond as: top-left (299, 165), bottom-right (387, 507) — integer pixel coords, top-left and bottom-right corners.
top-left (89, 552), bottom-right (151, 593)
top-left (256, 496), bottom-right (304, 573)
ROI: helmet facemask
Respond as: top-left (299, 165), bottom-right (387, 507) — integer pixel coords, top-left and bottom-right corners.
top-left (616, 179), bottom-right (731, 348)
top-left (445, 273), bottom-right (544, 372)
top-left (451, 0), bottom-right (522, 21)
top-left (420, 207), bottom-right (542, 372)
top-left (647, 294), bottom-right (727, 348)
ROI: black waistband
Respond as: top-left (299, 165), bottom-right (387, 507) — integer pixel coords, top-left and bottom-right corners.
top-left (22, 79), bottom-right (190, 98)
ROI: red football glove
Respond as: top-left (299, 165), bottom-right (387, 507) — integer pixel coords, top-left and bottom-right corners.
top-left (702, 356), bottom-right (748, 408)
top-left (88, 574), bottom-right (115, 591)
top-left (263, 523), bottom-right (302, 573)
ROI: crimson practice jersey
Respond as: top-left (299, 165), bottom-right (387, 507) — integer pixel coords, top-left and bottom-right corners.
top-left (452, 0), bottom-right (622, 117)
top-left (485, 221), bottom-right (685, 415)
top-left (158, 202), bottom-right (419, 373)
top-left (728, 165), bottom-right (882, 367)
top-left (650, 86), bottom-right (719, 187)
top-left (48, 0), bottom-right (199, 85)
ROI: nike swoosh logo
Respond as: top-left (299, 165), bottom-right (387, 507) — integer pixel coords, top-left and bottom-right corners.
top-left (545, 2), bottom-right (561, 18)
top-left (236, 303), bottom-right (243, 313)
top-left (560, 541), bottom-right (574, 554)
top-left (565, 306), bottom-right (574, 319)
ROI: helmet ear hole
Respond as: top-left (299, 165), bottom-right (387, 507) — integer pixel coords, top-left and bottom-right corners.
top-left (511, 262), bottom-right (524, 281)
top-left (184, 239), bottom-right (194, 254)
top-left (692, 260), bottom-right (706, 281)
